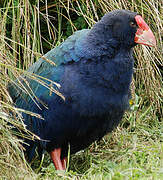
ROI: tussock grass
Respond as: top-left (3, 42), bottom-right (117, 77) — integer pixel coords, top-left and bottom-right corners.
top-left (0, 0), bottom-right (162, 179)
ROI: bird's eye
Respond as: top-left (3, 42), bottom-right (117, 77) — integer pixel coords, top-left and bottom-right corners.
top-left (130, 21), bottom-right (137, 27)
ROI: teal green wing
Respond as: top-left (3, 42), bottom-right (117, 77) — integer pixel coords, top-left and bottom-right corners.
top-left (8, 29), bottom-right (89, 109)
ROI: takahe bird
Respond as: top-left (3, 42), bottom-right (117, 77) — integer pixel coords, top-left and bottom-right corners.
top-left (8, 10), bottom-right (156, 170)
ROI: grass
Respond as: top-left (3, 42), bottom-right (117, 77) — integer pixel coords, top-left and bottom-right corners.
top-left (0, 0), bottom-right (162, 179)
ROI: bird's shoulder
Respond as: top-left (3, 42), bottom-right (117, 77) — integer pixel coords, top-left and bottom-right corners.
top-left (28, 29), bottom-right (90, 76)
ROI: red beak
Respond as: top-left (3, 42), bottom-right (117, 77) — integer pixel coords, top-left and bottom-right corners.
top-left (134, 15), bottom-right (156, 47)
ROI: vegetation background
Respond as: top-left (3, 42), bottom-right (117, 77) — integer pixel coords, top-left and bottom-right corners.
top-left (0, 0), bottom-right (162, 179)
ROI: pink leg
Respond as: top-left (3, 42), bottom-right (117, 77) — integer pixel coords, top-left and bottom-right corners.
top-left (61, 157), bottom-right (67, 169)
top-left (50, 148), bottom-right (65, 170)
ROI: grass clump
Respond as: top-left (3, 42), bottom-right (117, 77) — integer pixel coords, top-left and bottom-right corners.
top-left (0, 56), bottom-right (34, 178)
top-left (0, 0), bottom-right (162, 179)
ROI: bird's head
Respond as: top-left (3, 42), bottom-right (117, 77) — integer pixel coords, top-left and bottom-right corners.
top-left (93, 10), bottom-right (156, 48)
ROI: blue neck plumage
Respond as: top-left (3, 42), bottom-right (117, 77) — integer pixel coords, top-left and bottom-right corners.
top-left (75, 27), bottom-right (120, 59)
top-left (76, 28), bottom-right (134, 95)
